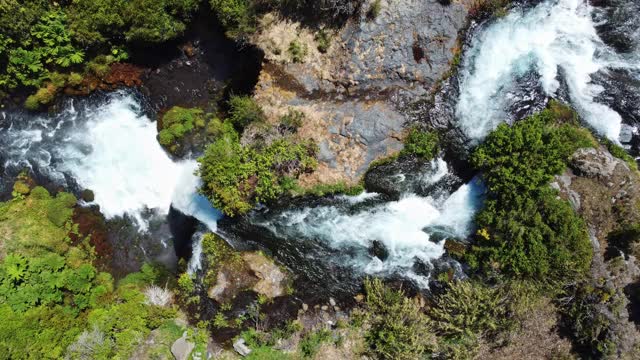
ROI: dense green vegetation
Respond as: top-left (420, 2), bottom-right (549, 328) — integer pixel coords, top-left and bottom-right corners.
top-left (359, 278), bottom-right (535, 359)
top-left (198, 97), bottom-right (317, 216)
top-left (0, 185), bottom-right (179, 359)
top-left (0, 0), bottom-right (198, 103)
top-left (401, 128), bottom-right (439, 159)
top-left (157, 106), bottom-right (206, 153)
top-left (467, 104), bottom-right (595, 281)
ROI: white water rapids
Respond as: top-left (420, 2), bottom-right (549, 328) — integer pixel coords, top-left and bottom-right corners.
top-left (457, 0), bottom-right (639, 141)
top-left (1, 92), bottom-right (221, 232)
top-left (259, 159), bottom-right (484, 286)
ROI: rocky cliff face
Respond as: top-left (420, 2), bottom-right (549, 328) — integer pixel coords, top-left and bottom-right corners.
top-left (250, 0), bottom-right (471, 185)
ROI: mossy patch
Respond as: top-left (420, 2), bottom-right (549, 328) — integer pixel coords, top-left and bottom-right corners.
top-left (0, 186), bottom-right (76, 258)
top-left (157, 106), bottom-right (206, 154)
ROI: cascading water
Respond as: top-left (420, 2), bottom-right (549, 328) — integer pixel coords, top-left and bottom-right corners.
top-left (0, 91), bottom-right (220, 236)
top-left (247, 159), bottom-right (484, 288)
top-left (457, 0), bottom-right (640, 142)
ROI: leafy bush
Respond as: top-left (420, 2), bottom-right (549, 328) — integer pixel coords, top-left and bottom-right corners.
top-left (401, 128), bottom-right (439, 160)
top-left (603, 138), bottom-right (638, 171)
top-left (228, 95), bottom-right (266, 129)
top-left (467, 105), bottom-right (594, 281)
top-left (560, 282), bottom-right (620, 358)
top-left (46, 192), bottom-right (77, 227)
top-left (0, 190), bottom-right (178, 359)
top-left (24, 95), bottom-right (41, 110)
top-left (122, 0), bottom-right (199, 43)
top-left (279, 109), bottom-right (305, 132)
top-left (198, 127), bottom-right (317, 216)
top-left (315, 30), bottom-right (331, 53)
top-left (0, 0), bottom-right (198, 102)
top-left (246, 346), bottom-right (292, 360)
top-left (362, 278), bottom-right (435, 359)
top-left (427, 281), bottom-right (514, 355)
top-left (299, 329), bottom-right (333, 358)
top-left (67, 72), bottom-right (84, 86)
top-left (288, 40), bottom-right (308, 63)
top-left (210, 0), bottom-right (258, 39)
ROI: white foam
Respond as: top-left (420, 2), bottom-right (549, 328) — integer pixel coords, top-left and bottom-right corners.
top-left (56, 93), bottom-right (220, 230)
top-left (264, 163), bottom-right (484, 280)
top-left (457, 0), bottom-right (630, 141)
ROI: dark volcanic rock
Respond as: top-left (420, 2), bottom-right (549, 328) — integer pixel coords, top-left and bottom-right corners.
top-left (591, 0), bottom-right (640, 54)
top-left (369, 240), bottom-right (389, 261)
top-left (140, 12), bottom-right (263, 113)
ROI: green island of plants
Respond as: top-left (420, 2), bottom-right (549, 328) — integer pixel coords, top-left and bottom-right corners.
top-left (157, 106), bottom-right (206, 154)
top-left (198, 96), bottom-right (318, 216)
top-left (466, 103), bottom-right (595, 281)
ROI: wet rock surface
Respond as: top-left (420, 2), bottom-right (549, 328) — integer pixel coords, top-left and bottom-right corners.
top-left (204, 239), bottom-right (291, 303)
top-left (591, 0), bottom-right (640, 54)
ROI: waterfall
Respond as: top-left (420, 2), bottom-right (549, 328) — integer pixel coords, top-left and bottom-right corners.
top-left (0, 91), bottom-right (221, 232)
top-left (457, 0), bottom-right (639, 142)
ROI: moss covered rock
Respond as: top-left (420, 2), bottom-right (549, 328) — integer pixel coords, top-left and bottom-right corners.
top-left (157, 106), bottom-right (206, 155)
top-left (202, 234), bottom-right (290, 303)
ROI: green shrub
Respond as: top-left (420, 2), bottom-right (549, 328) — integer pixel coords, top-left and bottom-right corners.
top-left (46, 192), bottom-right (77, 227)
top-left (12, 181), bottom-right (30, 196)
top-left (401, 128), bottom-right (439, 160)
top-left (206, 117), bottom-right (236, 138)
top-left (67, 72), bottom-right (84, 86)
top-left (467, 105), bottom-right (594, 281)
top-left (24, 95), bottom-right (41, 110)
top-left (288, 40), bottom-right (308, 63)
top-left (85, 56), bottom-right (113, 77)
top-left (428, 281), bottom-right (513, 352)
top-left (33, 84), bottom-right (58, 105)
top-left (279, 109), bottom-right (305, 131)
top-left (294, 182), bottom-right (364, 197)
top-left (210, 0), bottom-right (258, 39)
top-left (603, 138), bottom-right (638, 171)
top-left (30, 186), bottom-right (51, 200)
top-left (198, 130), bottom-right (317, 216)
top-left (122, 0), bottom-right (199, 43)
top-left (362, 278), bottom-right (434, 359)
top-left (48, 72), bottom-right (68, 88)
top-left (246, 346), bottom-right (292, 360)
top-left (560, 282), bottom-right (619, 358)
top-left (299, 329), bottom-right (333, 358)
top-left (367, 0), bottom-right (382, 20)
top-left (228, 95), bottom-right (265, 129)
top-left (157, 106), bottom-right (205, 151)
top-left (315, 30), bottom-right (331, 53)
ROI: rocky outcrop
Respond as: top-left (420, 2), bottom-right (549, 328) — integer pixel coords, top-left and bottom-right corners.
top-left (203, 234), bottom-right (290, 303)
top-left (250, 0), bottom-right (471, 185)
top-left (552, 147), bottom-right (640, 357)
top-left (553, 147), bottom-right (640, 248)
top-left (252, 67), bottom-right (405, 186)
top-left (171, 332), bottom-right (195, 360)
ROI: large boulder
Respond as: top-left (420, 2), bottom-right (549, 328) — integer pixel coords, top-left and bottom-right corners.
top-left (171, 332), bottom-right (195, 360)
top-left (203, 233), bottom-right (290, 303)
